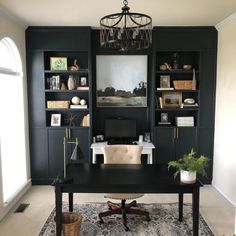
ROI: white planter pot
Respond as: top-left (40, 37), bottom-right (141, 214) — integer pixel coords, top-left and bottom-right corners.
top-left (180, 170), bottom-right (196, 184)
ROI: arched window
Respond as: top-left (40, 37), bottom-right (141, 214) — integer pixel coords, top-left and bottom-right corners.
top-left (0, 37), bottom-right (22, 75)
top-left (0, 37), bottom-right (27, 204)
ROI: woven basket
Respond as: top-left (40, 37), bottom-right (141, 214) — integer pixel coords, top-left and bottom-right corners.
top-left (173, 80), bottom-right (195, 90)
top-left (47, 100), bottom-right (70, 109)
top-left (54, 212), bottom-right (82, 236)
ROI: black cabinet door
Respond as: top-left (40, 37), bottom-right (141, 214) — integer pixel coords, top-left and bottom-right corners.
top-left (48, 128), bottom-right (90, 181)
top-left (30, 127), bottom-right (48, 184)
top-left (175, 127), bottom-right (198, 160)
top-left (155, 127), bottom-right (197, 164)
top-left (48, 128), bottom-right (66, 180)
top-left (155, 127), bottom-right (175, 164)
top-left (71, 128), bottom-right (90, 163)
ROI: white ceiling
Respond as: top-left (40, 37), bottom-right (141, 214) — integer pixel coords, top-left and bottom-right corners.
top-left (1, 0), bottom-right (236, 28)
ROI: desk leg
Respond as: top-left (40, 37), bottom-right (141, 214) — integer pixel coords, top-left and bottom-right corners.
top-left (92, 152), bottom-right (96, 164)
top-left (178, 192), bottom-right (183, 222)
top-left (55, 185), bottom-right (62, 236)
top-left (69, 193), bottom-right (73, 212)
top-left (147, 154), bottom-right (152, 164)
top-left (192, 186), bottom-right (200, 236)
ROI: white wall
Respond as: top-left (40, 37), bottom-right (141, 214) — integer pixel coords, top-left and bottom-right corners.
top-left (0, 13), bottom-right (31, 220)
top-left (214, 13), bottom-right (236, 234)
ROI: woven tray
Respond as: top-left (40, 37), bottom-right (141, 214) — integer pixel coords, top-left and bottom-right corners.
top-left (173, 80), bottom-right (196, 90)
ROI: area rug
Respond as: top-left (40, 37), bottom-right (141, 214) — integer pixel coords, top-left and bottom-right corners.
top-left (39, 202), bottom-right (214, 236)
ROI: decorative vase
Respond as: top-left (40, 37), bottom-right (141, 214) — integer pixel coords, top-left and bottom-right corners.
top-left (180, 170), bottom-right (196, 184)
top-left (67, 76), bottom-right (76, 90)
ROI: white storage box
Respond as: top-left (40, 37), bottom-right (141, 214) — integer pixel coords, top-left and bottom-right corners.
top-left (176, 116), bottom-right (194, 127)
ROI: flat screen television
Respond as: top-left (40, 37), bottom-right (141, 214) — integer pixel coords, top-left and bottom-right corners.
top-left (105, 119), bottom-right (136, 141)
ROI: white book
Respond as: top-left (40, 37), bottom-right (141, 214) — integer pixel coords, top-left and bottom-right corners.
top-left (157, 87), bottom-right (174, 91)
top-left (77, 86), bottom-right (89, 91)
top-left (70, 105), bottom-right (88, 109)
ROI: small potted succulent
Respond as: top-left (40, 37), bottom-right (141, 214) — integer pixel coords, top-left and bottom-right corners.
top-left (168, 149), bottom-right (208, 183)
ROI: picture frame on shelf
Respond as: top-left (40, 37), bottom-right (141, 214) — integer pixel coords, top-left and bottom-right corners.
top-left (50, 57), bottom-right (67, 71)
top-left (80, 76), bottom-right (88, 87)
top-left (51, 114), bottom-right (61, 126)
top-left (162, 92), bottom-right (182, 108)
top-left (96, 135), bottom-right (104, 142)
top-left (50, 75), bottom-right (61, 90)
top-left (160, 75), bottom-right (170, 88)
top-left (144, 132), bottom-right (151, 142)
top-left (161, 113), bottom-right (168, 123)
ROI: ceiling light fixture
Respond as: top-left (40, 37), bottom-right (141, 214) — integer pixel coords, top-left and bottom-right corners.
top-left (100, 0), bottom-right (152, 51)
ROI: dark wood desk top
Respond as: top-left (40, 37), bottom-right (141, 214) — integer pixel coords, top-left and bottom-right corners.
top-left (54, 164), bottom-right (202, 193)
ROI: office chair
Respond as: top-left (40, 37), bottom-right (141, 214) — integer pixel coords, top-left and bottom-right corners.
top-left (99, 145), bottom-right (150, 231)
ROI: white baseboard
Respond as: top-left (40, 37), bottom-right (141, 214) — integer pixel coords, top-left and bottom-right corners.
top-left (0, 179), bottom-right (32, 221)
top-left (212, 183), bottom-right (236, 207)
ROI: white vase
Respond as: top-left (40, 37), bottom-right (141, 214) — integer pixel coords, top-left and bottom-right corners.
top-left (67, 76), bottom-right (76, 90)
top-left (180, 170), bottom-right (196, 184)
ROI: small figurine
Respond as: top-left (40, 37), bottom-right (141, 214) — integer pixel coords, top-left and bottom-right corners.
top-left (69, 59), bottom-right (80, 71)
top-left (171, 52), bottom-right (179, 70)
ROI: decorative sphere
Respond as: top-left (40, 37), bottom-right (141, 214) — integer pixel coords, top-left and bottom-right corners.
top-left (80, 99), bottom-right (86, 105)
top-left (71, 96), bottom-right (80, 105)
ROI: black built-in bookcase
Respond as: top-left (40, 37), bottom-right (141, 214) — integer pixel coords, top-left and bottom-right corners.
top-left (26, 26), bottom-right (217, 184)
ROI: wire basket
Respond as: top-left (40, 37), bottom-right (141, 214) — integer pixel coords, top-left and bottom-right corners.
top-left (54, 212), bottom-right (82, 236)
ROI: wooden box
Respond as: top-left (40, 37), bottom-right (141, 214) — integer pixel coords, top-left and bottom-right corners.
top-left (173, 80), bottom-right (196, 90)
top-left (47, 101), bottom-right (70, 109)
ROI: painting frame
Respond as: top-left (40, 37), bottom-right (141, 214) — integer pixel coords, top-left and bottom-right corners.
top-left (160, 75), bottom-right (170, 88)
top-left (50, 57), bottom-right (67, 71)
top-left (96, 55), bottom-right (148, 107)
top-left (79, 76), bottom-right (88, 87)
top-left (162, 92), bottom-right (182, 108)
top-left (51, 114), bottom-right (61, 126)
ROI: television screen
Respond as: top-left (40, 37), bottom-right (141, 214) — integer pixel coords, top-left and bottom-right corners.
top-left (105, 119), bottom-right (136, 139)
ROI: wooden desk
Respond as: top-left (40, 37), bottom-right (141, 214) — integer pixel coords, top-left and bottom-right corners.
top-left (54, 164), bottom-right (202, 236)
top-left (91, 142), bottom-right (155, 164)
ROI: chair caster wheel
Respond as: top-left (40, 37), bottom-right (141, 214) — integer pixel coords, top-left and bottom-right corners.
top-left (99, 218), bottom-right (104, 223)
top-left (147, 216), bottom-right (151, 222)
top-left (125, 227), bottom-right (129, 231)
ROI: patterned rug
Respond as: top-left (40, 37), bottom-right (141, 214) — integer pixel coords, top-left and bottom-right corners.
top-left (39, 202), bottom-right (214, 236)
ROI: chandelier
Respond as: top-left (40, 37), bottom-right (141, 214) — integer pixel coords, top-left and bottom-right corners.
top-left (100, 0), bottom-right (152, 51)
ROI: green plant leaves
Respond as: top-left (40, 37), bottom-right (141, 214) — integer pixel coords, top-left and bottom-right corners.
top-left (168, 149), bottom-right (208, 178)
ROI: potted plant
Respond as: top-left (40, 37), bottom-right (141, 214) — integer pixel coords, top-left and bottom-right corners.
top-left (168, 149), bottom-right (208, 183)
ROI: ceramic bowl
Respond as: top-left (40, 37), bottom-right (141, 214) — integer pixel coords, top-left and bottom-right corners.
top-left (183, 65), bottom-right (192, 71)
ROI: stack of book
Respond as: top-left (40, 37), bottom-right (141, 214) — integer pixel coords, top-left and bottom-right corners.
top-left (70, 104), bottom-right (88, 109)
top-left (158, 122), bottom-right (171, 126)
top-left (77, 86), bottom-right (89, 91)
top-left (156, 87), bottom-right (174, 91)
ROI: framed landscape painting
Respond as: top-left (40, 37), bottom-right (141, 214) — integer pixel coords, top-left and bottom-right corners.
top-left (96, 55), bottom-right (147, 107)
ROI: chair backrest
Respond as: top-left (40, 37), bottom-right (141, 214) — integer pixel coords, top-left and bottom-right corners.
top-left (101, 145), bottom-right (143, 164)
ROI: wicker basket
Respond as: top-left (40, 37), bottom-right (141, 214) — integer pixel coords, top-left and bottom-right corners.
top-left (173, 80), bottom-right (196, 90)
top-left (47, 100), bottom-right (70, 109)
top-left (54, 212), bottom-right (82, 236)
